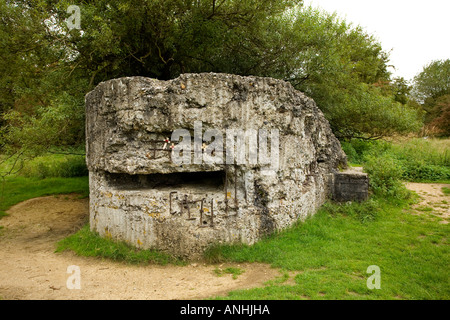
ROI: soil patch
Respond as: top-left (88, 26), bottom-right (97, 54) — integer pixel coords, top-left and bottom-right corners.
top-left (0, 195), bottom-right (281, 300)
top-left (405, 182), bottom-right (450, 224)
top-left (3, 182), bottom-right (445, 299)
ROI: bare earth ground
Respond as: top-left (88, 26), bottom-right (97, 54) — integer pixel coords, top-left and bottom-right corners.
top-left (1, 182), bottom-right (448, 300)
top-left (405, 182), bottom-right (450, 224)
top-left (0, 194), bottom-right (282, 300)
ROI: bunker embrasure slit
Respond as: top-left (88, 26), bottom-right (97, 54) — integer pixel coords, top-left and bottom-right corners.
top-left (104, 170), bottom-right (225, 191)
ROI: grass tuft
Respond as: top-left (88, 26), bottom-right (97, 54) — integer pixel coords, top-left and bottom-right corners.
top-left (56, 224), bottom-right (185, 266)
top-left (213, 266), bottom-right (244, 280)
top-left (442, 187), bottom-right (450, 196)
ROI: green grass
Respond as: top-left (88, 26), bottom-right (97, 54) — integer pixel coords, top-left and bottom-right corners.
top-left (0, 168), bottom-right (184, 266)
top-left (442, 187), bottom-right (450, 196)
top-left (389, 138), bottom-right (450, 167)
top-left (56, 224), bottom-right (185, 266)
top-left (341, 138), bottom-right (450, 183)
top-left (1, 152), bottom-right (448, 299)
top-left (1, 152), bottom-right (88, 179)
top-left (415, 206), bottom-right (434, 212)
top-left (19, 153), bottom-right (88, 178)
top-left (0, 152), bottom-right (89, 218)
top-left (204, 197), bottom-right (449, 300)
top-left (0, 176), bottom-right (89, 218)
top-left (213, 266), bottom-right (245, 280)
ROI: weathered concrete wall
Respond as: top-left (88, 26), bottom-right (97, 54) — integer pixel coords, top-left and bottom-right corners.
top-left (332, 171), bottom-right (369, 202)
top-left (85, 73), bottom-right (347, 259)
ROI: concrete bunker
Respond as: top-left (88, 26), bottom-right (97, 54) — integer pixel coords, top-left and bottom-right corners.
top-left (85, 73), bottom-right (353, 258)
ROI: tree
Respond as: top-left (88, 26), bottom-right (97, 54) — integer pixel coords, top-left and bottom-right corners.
top-left (427, 95), bottom-right (450, 136)
top-left (0, 0), bottom-right (423, 161)
top-left (273, 7), bottom-right (421, 139)
top-left (1, 0), bottom-right (301, 157)
top-left (412, 59), bottom-right (450, 103)
top-left (412, 59), bottom-right (450, 136)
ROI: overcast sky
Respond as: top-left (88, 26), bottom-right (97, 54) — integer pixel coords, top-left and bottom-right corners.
top-left (304, 0), bottom-right (450, 82)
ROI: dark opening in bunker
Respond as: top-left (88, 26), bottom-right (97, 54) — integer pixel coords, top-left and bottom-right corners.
top-left (104, 170), bottom-right (225, 191)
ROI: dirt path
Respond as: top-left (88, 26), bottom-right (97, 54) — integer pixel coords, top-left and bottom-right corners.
top-left (1, 182), bottom-right (448, 300)
top-left (0, 194), bottom-right (281, 300)
top-left (405, 182), bottom-right (450, 224)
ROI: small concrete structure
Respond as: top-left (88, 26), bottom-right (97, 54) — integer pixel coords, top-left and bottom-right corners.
top-left (331, 169), bottom-right (369, 202)
top-left (85, 73), bottom-right (349, 258)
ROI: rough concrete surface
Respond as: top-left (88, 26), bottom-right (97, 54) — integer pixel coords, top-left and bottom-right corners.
top-left (85, 73), bottom-right (347, 258)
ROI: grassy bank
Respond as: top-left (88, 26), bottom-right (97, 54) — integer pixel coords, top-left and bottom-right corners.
top-left (53, 186), bottom-right (449, 299)
top-left (0, 151), bottom-right (88, 179)
top-left (56, 224), bottom-right (185, 266)
top-left (341, 138), bottom-right (450, 183)
top-left (0, 176), bottom-right (89, 218)
top-left (205, 197), bottom-right (449, 300)
top-left (1, 140), bottom-right (449, 299)
top-left (0, 152), bottom-right (89, 217)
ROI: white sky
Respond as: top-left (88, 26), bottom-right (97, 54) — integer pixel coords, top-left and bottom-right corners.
top-left (304, 0), bottom-right (450, 82)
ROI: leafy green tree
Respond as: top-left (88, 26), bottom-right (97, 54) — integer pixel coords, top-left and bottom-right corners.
top-left (0, 0), bottom-right (86, 153)
top-left (1, 0), bottom-right (301, 158)
top-left (53, 0), bottom-right (301, 82)
top-left (413, 59), bottom-right (450, 103)
top-left (275, 7), bottom-right (421, 139)
top-left (0, 0), bottom-right (423, 163)
top-left (374, 77), bottom-right (412, 105)
top-left (423, 94), bottom-right (450, 136)
top-left (411, 59), bottom-right (450, 135)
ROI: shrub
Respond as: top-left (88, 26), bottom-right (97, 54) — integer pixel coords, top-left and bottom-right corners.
top-left (401, 160), bottom-right (450, 182)
top-left (340, 141), bottom-right (358, 164)
top-left (363, 154), bottom-right (410, 199)
top-left (20, 154), bottom-right (88, 178)
top-left (340, 139), bottom-right (391, 164)
top-left (321, 198), bottom-right (382, 223)
top-left (55, 156), bottom-right (89, 177)
top-left (341, 138), bottom-right (449, 182)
